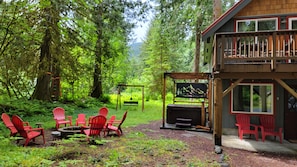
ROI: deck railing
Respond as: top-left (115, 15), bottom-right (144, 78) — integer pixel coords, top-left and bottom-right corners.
top-left (214, 30), bottom-right (297, 71)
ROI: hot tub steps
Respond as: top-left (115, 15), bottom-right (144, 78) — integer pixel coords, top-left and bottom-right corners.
top-left (175, 118), bottom-right (192, 128)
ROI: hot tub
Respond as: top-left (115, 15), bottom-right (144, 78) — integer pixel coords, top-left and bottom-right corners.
top-left (166, 104), bottom-right (204, 126)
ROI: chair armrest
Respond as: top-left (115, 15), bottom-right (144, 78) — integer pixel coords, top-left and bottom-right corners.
top-left (250, 124), bottom-right (259, 131)
top-left (23, 122), bottom-right (30, 126)
top-left (113, 120), bottom-right (122, 124)
top-left (81, 125), bottom-right (89, 129)
top-left (26, 128), bottom-right (44, 133)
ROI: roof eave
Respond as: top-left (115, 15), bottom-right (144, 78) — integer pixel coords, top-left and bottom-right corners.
top-left (202, 0), bottom-right (252, 41)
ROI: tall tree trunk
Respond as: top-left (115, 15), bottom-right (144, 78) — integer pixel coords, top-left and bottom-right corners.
top-left (90, 45), bottom-right (103, 98)
top-left (32, 3), bottom-right (60, 101)
top-left (213, 0), bottom-right (222, 21)
top-left (91, 6), bottom-right (103, 98)
top-left (193, 16), bottom-right (203, 73)
top-left (31, 28), bottom-right (52, 101)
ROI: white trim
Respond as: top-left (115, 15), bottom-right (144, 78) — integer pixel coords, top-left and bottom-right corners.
top-left (288, 17), bottom-right (297, 30)
top-left (236, 17), bottom-right (278, 32)
top-left (231, 83), bottom-right (274, 115)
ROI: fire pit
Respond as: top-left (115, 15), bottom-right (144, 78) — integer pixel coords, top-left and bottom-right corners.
top-left (58, 126), bottom-right (83, 138)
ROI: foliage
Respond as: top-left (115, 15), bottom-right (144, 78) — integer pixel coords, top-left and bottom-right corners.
top-left (0, 99), bottom-right (58, 117)
top-left (0, 0), bottom-right (237, 102)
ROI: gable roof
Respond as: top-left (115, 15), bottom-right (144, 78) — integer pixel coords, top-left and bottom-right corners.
top-left (202, 0), bottom-right (252, 41)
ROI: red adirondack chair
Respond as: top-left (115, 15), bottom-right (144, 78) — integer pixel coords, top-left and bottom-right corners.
top-left (88, 107), bottom-right (109, 125)
top-left (105, 111), bottom-right (128, 137)
top-left (103, 115), bottom-right (116, 136)
top-left (76, 113), bottom-right (86, 126)
top-left (235, 114), bottom-right (258, 141)
top-left (259, 115), bottom-right (282, 143)
top-left (52, 107), bottom-right (72, 129)
top-left (11, 115), bottom-right (45, 146)
top-left (82, 115), bottom-right (106, 142)
top-left (98, 107), bottom-right (109, 117)
top-left (1, 113), bottom-right (31, 136)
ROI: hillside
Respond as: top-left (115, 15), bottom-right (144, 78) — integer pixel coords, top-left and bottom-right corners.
top-left (129, 42), bottom-right (142, 58)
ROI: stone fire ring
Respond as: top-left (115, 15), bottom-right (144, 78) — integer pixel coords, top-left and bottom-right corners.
top-left (58, 126), bottom-right (82, 138)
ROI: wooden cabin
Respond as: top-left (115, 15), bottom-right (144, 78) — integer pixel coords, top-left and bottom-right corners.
top-left (202, 0), bottom-right (297, 145)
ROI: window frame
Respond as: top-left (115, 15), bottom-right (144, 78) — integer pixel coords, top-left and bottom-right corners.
top-left (231, 83), bottom-right (274, 115)
top-left (236, 17), bottom-right (279, 32)
top-left (288, 17), bottom-right (297, 30)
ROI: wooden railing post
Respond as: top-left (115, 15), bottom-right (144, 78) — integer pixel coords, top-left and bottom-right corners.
top-left (201, 101), bottom-right (205, 126)
top-left (271, 32), bottom-right (276, 70)
top-left (220, 35), bottom-right (225, 70)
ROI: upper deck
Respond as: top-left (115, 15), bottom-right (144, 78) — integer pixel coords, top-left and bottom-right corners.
top-left (213, 30), bottom-right (297, 73)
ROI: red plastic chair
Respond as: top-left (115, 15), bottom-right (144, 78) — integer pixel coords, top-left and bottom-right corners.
top-left (1, 113), bottom-right (31, 136)
top-left (105, 111), bottom-right (127, 137)
top-left (76, 113), bottom-right (86, 126)
top-left (235, 114), bottom-right (258, 141)
top-left (104, 115), bottom-right (116, 136)
top-left (82, 115), bottom-right (106, 142)
top-left (52, 107), bottom-right (72, 129)
top-left (88, 107), bottom-right (109, 125)
top-left (259, 115), bottom-right (282, 143)
top-left (98, 107), bottom-right (109, 117)
top-left (11, 115), bottom-right (45, 146)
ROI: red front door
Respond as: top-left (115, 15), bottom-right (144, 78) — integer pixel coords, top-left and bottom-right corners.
top-left (284, 86), bottom-right (297, 140)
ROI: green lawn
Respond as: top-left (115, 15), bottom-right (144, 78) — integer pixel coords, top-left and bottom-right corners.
top-left (0, 98), bottom-right (219, 167)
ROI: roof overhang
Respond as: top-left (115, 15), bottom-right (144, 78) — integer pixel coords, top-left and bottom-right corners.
top-left (202, 0), bottom-right (252, 41)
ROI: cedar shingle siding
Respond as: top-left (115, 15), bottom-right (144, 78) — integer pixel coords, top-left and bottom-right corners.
top-left (236, 0), bottom-right (297, 17)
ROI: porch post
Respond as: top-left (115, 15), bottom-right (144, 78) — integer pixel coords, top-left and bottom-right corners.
top-left (162, 73), bottom-right (166, 128)
top-left (208, 79), bottom-right (213, 129)
top-left (213, 78), bottom-right (222, 146)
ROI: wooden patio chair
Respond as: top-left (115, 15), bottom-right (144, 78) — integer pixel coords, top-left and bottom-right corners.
top-left (235, 114), bottom-right (259, 141)
top-left (105, 111), bottom-right (128, 137)
top-left (103, 115), bottom-right (116, 136)
top-left (259, 115), bottom-right (282, 144)
top-left (1, 113), bottom-right (31, 137)
top-left (11, 115), bottom-right (45, 146)
top-left (82, 115), bottom-right (107, 142)
top-left (52, 107), bottom-right (72, 129)
top-left (76, 113), bottom-right (86, 126)
top-left (88, 107), bottom-right (109, 125)
top-left (98, 107), bottom-right (109, 117)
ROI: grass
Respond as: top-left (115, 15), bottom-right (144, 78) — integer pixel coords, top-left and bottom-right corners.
top-left (0, 95), bottom-right (220, 167)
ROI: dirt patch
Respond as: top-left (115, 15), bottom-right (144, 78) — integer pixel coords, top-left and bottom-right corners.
top-left (21, 120), bottom-right (297, 167)
top-left (127, 120), bottom-right (297, 167)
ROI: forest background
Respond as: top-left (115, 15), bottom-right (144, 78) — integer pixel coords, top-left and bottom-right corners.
top-left (0, 0), bottom-right (238, 108)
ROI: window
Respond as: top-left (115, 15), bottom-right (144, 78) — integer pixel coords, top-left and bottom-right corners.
top-left (231, 83), bottom-right (273, 114)
top-left (289, 17), bottom-right (297, 30)
top-left (236, 18), bottom-right (278, 32)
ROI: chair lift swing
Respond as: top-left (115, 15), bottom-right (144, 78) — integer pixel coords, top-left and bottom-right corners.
top-left (124, 88), bottom-right (138, 105)
top-left (116, 84), bottom-right (144, 112)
